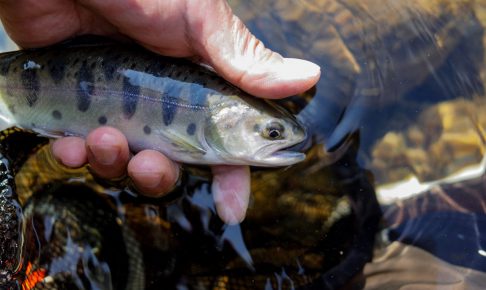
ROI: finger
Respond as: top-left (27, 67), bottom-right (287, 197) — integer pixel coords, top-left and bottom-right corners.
top-left (85, 126), bottom-right (130, 179)
top-left (51, 136), bottom-right (88, 168)
top-left (186, 0), bottom-right (321, 99)
top-left (211, 165), bottom-right (251, 225)
top-left (127, 149), bottom-right (180, 197)
top-left (0, 0), bottom-right (117, 48)
top-left (83, 0), bottom-right (320, 99)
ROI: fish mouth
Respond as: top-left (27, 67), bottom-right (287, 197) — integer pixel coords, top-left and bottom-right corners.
top-left (263, 150), bottom-right (306, 166)
top-left (254, 141), bottom-right (307, 167)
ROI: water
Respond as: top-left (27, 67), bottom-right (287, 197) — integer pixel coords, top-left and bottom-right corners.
top-left (1, 0), bottom-right (486, 289)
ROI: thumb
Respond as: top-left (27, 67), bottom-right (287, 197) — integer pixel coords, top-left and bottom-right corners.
top-left (187, 1), bottom-right (321, 99)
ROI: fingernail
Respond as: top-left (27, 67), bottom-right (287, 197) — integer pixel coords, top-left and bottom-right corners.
top-left (87, 145), bottom-right (121, 165)
top-left (278, 58), bottom-right (321, 81)
top-left (131, 172), bottom-right (164, 189)
top-left (50, 138), bottom-right (88, 168)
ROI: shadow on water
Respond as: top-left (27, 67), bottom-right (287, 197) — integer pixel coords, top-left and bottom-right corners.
top-left (1, 0), bottom-right (486, 289)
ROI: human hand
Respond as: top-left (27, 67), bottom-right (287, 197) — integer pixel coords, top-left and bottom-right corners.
top-left (0, 0), bottom-right (320, 224)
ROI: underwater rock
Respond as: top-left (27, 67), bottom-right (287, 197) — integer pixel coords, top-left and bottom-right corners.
top-left (371, 98), bottom-right (486, 185)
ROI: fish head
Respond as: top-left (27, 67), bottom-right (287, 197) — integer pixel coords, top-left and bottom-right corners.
top-left (206, 97), bottom-right (307, 166)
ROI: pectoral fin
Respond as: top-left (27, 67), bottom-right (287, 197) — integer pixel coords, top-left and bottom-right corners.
top-left (167, 132), bottom-right (207, 156)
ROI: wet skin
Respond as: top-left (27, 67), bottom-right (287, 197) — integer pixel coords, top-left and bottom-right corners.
top-left (0, 0), bottom-right (320, 223)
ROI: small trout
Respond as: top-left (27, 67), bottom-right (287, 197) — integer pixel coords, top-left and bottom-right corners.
top-left (0, 36), bottom-right (306, 167)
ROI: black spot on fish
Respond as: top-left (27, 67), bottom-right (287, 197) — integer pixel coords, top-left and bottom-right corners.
top-left (72, 58), bottom-right (80, 66)
top-left (98, 116), bottom-right (107, 125)
top-left (122, 57), bottom-right (129, 63)
top-left (12, 67), bottom-right (17, 73)
top-left (90, 62), bottom-right (96, 70)
top-left (175, 71), bottom-right (182, 78)
top-left (21, 66), bottom-right (39, 107)
top-left (52, 110), bottom-right (62, 120)
top-left (102, 61), bottom-right (117, 81)
top-left (162, 94), bottom-right (177, 126)
top-left (191, 84), bottom-right (208, 108)
top-left (47, 58), bottom-right (66, 83)
top-left (186, 123), bottom-right (196, 136)
top-left (76, 60), bottom-right (93, 112)
top-left (130, 63), bottom-right (136, 69)
top-left (122, 76), bottom-right (140, 119)
top-left (143, 125), bottom-right (151, 135)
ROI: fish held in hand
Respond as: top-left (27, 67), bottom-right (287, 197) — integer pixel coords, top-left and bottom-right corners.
top-left (0, 36), bottom-right (306, 167)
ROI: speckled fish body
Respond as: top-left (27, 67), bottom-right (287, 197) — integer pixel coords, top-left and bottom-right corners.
top-left (0, 37), bottom-right (306, 167)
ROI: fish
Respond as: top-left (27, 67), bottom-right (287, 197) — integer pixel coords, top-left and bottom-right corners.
top-left (0, 36), bottom-right (306, 167)
top-left (0, 36), bottom-right (307, 286)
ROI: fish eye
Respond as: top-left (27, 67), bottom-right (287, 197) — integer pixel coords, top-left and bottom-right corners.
top-left (262, 121), bottom-right (285, 140)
